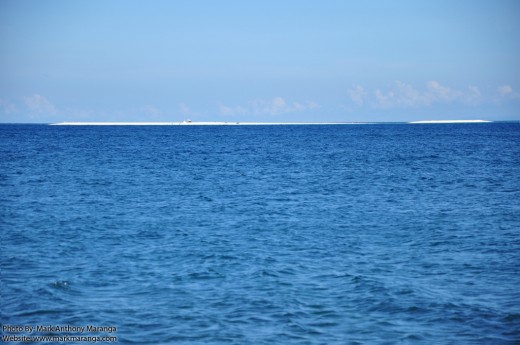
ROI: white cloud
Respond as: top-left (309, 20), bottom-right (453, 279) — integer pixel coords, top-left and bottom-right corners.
top-left (498, 85), bottom-right (513, 95)
top-left (374, 81), bottom-right (428, 108)
top-left (272, 97), bottom-right (285, 108)
top-left (178, 102), bottom-right (198, 116)
top-left (141, 105), bottom-right (162, 118)
top-left (218, 103), bottom-right (248, 116)
top-left (307, 101), bottom-right (319, 109)
top-left (464, 86), bottom-right (482, 105)
top-left (426, 81), bottom-right (458, 102)
top-left (374, 89), bottom-right (396, 108)
top-left (24, 94), bottom-right (56, 114)
top-left (0, 98), bottom-right (18, 114)
top-left (218, 97), bottom-right (319, 116)
top-left (251, 97), bottom-right (288, 115)
top-left (365, 81), bottom-right (483, 108)
top-left (498, 84), bottom-right (520, 99)
top-left (347, 85), bottom-right (367, 106)
top-left (394, 81), bottom-right (426, 106)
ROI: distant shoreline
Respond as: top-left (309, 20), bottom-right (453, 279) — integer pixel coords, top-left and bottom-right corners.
top-left (408, 120), bottom-right (492, 124)
top-left (49, 121), bottom-right (371, 126)
top-left (48, 120), bottom-right (493, 126)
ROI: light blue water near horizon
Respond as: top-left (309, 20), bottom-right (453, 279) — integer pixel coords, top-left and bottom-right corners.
top-left (1, 123), bottom-right (519, 344)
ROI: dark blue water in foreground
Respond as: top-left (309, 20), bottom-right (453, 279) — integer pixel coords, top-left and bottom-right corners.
top-left (1, 123), bottom-right (520, 344)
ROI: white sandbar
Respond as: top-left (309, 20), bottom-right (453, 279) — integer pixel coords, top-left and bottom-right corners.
top-left (50, 121), bottom-right (370, 126)
top-left (408, 120), bottom-right (492, 124)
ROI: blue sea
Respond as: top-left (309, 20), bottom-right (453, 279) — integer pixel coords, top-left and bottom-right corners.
top-left (1, 123), bottom-right (519, 344)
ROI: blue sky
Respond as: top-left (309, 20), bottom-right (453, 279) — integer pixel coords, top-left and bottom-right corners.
top-left (1, 0), bottom-right (519, 122)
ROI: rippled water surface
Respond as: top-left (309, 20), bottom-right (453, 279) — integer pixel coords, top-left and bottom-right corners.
top-left (1, 123), bottom-right (520, 344)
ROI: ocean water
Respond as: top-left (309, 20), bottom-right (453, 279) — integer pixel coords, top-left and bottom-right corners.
top-left (1, 123), bottom-right (519, 344)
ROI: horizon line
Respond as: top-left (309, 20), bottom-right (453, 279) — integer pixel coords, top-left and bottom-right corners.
top-left (46, 119), bottom-right (498, 126)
